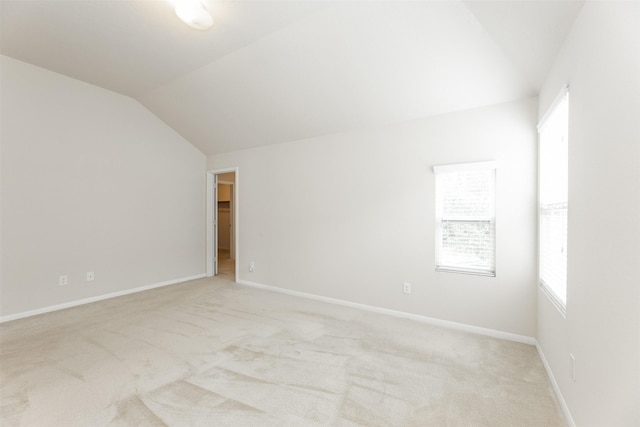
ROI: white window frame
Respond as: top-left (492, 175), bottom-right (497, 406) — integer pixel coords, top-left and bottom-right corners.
top-left (433, 161), bottom-right (497, 277)
top-left (538, 85), bottom-right (569, 313)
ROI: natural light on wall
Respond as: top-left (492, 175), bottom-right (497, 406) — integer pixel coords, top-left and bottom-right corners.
top-left (538, 86), bottom-right (569, 311)
top-left (171, 0), bottom-right (213, 30)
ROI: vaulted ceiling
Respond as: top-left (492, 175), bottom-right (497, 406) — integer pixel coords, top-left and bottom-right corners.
top-left (1, 0), bottom-right (584, 155)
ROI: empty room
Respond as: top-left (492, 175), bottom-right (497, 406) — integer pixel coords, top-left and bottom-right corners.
top-left (1, 0), bottom-right (638, 426)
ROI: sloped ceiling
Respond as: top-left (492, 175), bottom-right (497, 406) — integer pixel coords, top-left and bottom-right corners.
top-left (0, 0), bottom-right (584, 155)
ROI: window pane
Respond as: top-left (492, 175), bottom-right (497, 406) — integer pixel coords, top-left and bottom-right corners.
top-left (539, 90), bottom-right (568, 307)
top-left (439, 220), bottom-right (495, 271)
top-left (434, 163), bottom-right (496, 276)
top-left (540, 204), bottom-right (567, 305)
top-left (440, 170), bottom-right (494, 219)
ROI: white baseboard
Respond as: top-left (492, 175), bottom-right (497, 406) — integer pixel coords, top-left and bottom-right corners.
top-left (236, 279), bottom-right (535, 345)
top-left (535, 341), bottom-right (576, 427)
top-left (0, 273), bottom-right (206, 323)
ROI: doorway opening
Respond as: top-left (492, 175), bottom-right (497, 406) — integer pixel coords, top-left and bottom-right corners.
top-left (207, 168), bottom-right (238, 281)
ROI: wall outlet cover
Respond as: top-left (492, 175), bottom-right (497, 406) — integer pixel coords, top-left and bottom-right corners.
top-left (569, 353), bottom-right (576, 381)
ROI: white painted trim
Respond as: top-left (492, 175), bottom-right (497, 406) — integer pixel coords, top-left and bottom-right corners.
top-left (236, 279), bottom-right (535, 345)
top-left (539, 283), bottom-right (567, 318)
top-left (0, 274), bottom-right (206, 323)
top-left (535, 341), bottom-right (576, 427)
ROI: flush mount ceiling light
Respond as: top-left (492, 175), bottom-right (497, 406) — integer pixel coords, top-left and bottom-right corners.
top-left (175, 0), bottom-right (213, 30)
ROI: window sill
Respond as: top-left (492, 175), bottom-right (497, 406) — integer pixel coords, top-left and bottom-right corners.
top-left (539, 283), bottom-right (567, 317)
top-left (436, 267), bottom-right (495, 277)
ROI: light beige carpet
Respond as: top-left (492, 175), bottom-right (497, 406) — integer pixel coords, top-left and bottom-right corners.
top-left (0, 274), bottom-right (565, 426)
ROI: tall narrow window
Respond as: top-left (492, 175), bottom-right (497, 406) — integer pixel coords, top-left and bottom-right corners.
top-left (434, 161), bottom-right (496, 276)
top-left (538, 86), bottom-right (569, 309)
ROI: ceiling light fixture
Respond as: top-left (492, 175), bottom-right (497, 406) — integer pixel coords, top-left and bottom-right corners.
top-left (175, 0), bottom-right (213, 30)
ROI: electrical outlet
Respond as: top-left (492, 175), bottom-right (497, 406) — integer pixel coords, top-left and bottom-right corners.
top-left (569, 353), bottom-right (576, 381)
top-left (86, 272), bottom-right (95, 281)
top-left (403, 282), bottom-right (411, 294)
top-left (249, 261), bottom-right (255, 272)
top-left (59, 275), bottom-right (68, 286)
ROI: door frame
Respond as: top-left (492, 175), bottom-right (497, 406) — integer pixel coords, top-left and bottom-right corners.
top-left (206, 167), bottom-right (239, 279)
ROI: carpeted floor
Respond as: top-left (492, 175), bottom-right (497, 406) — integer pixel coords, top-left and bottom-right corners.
top-left (216, 249), bottom-right (235, 282)
top-left (0, 268), bottom-right (565, 426)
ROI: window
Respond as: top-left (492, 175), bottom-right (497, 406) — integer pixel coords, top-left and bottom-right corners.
top-left (434, 161), bottom-right (496, 276)
top-left (538, 86), bottom-right (569, 310)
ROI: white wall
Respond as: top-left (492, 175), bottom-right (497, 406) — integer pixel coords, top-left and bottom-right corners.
top-left (0, 56), bottom-right (206, 318)
top-left (537, 2), bottom-right (640, 426)
top-left (209, 98), bottom-right (538, 337)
